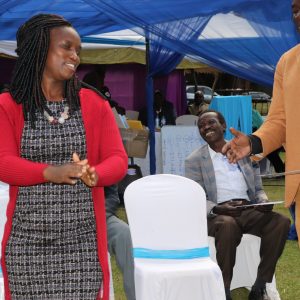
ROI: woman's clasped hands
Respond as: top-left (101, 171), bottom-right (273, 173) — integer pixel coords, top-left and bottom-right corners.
top-left (43, 153), bottom-right (98, 187)
top-left (72, 153), bottom-right (98, 187)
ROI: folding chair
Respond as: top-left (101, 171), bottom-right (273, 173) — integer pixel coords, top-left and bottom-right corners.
top-left (124, 174), bottom-right (225, 300)
top-left (175, 115), bottom-right (199, 126)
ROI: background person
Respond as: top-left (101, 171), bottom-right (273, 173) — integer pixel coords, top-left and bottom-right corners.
top-left (0, 14), bottom-right (127, 300)
top-left (0, 83), bottom-right (9, 94)
top-left (185, 110), bottom-right (290, 300)
top-left (187, 90), bottom-right (209, 116)
top-left (139, 89), bottom-right (176, 127)
top-left (252, 108), bottom-right (285, 174)
top-left (82, 70), bottom-right (125, 115)
top-left (100, 85), bottom-right (125, 115)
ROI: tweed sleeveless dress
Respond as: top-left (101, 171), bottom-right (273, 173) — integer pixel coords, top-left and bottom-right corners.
top-left (5, 100), bottom-right (102, 299)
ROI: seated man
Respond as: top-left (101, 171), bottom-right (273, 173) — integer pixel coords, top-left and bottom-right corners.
top-left (105, 184), bottom-right (136, 300)
top-left (185, 110), bottom-right (290, 300)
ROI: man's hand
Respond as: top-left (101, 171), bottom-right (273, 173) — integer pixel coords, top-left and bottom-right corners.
top-left (255, 203), bottom-right (274, 213)
top-left (72, 153), bottom-right (98, 187)
top-left (213, 201), bottom-right (243, 217)
top-left (222, 128), bottom-right (251, 163)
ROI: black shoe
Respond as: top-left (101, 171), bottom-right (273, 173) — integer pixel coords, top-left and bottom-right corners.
top-left (225, 288), bottom-right (232, 300)
top-left (248, 286), bottom-right (270, 300)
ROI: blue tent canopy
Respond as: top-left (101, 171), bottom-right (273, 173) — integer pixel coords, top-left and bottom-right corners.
top-left (0, 0), bottom-right (299, 173)
top-left (0, 0), bottom-right (298, 86)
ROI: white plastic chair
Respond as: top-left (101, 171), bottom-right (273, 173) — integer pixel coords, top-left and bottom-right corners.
top-left (124, 174), bottom-right (225, 300)
top-left (175, 115), bottom-right (199, 126)
top-left (107, 252), bottom-right (115, 300)
top-left (0, 182), bottom-right (8, 300)
top-left (0, 275), bottom-right (3, 300)
top-left (0, 182), bottom-right (9, 256)
top-left (208, 235), bottom-right (281, 300)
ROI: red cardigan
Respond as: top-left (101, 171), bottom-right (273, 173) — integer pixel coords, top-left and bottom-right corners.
top-left (0, 89), bottom-right (128, 300)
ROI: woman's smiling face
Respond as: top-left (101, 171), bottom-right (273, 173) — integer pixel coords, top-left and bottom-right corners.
top-left (43, 26), bottom-right (81, 82)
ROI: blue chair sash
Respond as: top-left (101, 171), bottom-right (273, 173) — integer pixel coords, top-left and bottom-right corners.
top-left (133, 247), bottom-right (210, 259)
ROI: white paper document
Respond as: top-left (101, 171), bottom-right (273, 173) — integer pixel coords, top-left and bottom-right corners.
top-left (236, 201), bottom-right (283, 208)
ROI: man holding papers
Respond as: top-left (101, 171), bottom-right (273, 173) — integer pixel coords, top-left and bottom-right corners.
top-left (185, 110), bottom-right (290, 300)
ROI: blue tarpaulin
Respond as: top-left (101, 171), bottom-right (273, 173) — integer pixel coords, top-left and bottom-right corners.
top-left (0, 0), bottom-right (298, 86)
top-left (0, 0), bottom-right (299, 173)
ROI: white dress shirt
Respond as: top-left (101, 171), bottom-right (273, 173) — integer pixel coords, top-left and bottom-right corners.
top-left (208, 147), bottom-right (249, 204)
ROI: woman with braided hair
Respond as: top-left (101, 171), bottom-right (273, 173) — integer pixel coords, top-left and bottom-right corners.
top-left (0, 14), bottom-right (127, 299)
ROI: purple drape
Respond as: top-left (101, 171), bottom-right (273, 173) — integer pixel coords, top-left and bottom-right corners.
top-left (0, 58), bottom-right (187, 116)
top-left (0, 57), bottom-right (14, 84)
top-left (102, 64), bottom-right (186, 115)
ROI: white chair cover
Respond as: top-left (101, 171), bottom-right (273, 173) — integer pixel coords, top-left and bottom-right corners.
top-left (0, 182), bottom-right (8, 300)
top-left (208, 235), bottom-right (281, 300)
top-left (108, 252), bottom-right (115, 300)
top-left (0, 277), bottom-right (3, 300)
top-left (124, 174), bottom-right (225, 300)
top-left (0, 182), bottom-right (9, 258)
top-left (175, 115), bottom-right (199, 126)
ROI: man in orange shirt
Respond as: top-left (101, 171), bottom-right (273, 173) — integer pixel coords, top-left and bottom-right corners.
top-left (223, 0), bottom-right (300, 246)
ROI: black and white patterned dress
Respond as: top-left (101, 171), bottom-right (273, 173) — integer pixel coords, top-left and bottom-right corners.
top-left (5, 100), bottom-right (102, 299)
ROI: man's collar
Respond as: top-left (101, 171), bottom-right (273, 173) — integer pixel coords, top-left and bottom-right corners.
top-left (208, 140), bottom-right (228, 159)
top-left (208, 145), bottom-right (218, 159)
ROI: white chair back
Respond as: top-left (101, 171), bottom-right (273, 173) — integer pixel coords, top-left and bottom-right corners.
top-left (0, 182), bottom-right (9, 257)
top-left (175, 115), bottom-right (198, 126)
top-left (124, 174), bottom-right (207, 250)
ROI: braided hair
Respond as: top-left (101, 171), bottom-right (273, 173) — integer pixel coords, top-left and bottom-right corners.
top-left (10, 14), bottom-right (82, 126)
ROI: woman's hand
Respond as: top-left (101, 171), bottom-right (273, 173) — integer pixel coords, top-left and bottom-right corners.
top-left (222, 128), bottom-right (251, 163)
top-left (72, 153), bottom-right (98, 187)
top-left (43, 163), bottom-right (85, 185)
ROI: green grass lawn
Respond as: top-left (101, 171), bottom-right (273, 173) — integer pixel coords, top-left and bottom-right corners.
top-left (111, 177), bottom-right (300, 300)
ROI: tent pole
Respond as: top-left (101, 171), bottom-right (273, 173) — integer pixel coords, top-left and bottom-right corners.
top-left (145, 37), bottom-right (156, 174)
top-left (146, 38), bottom-right (149, 72)
top-left (211, 72), bottom-right (219, 96)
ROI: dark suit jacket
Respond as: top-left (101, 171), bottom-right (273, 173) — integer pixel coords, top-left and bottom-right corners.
top-left (139, 100), bottom-right (176, 127)
top-left (185, 144), bottom-right (268, 215)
